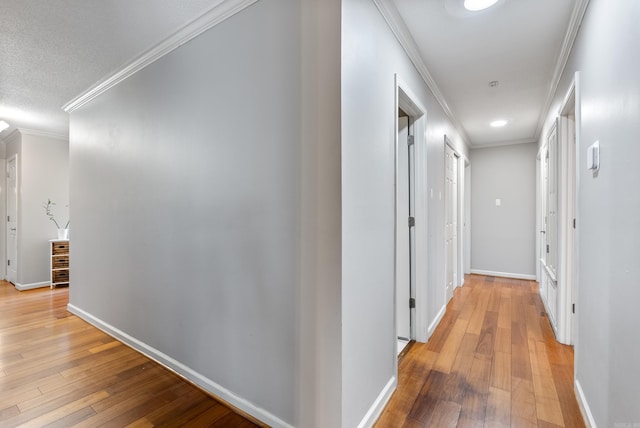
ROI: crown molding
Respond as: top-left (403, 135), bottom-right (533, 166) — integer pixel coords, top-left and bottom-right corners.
top-left (18, 128), bottom-right (68, 141)
top-left (0, 129), bottom-right (21, 144)
top-left (534, 0), bottom-right (590, 140)
top-left (1, 128), bottom-right (68, 144)
top-left (471, 137), bottom-right (538, 150)
top-left (63, 0), bottom-right (259, 113)
top-left (372, 0), bottom-right (471, 150)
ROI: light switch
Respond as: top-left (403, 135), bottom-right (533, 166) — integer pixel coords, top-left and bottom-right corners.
top-left (587, 141), bottom-right (600, 171)
top-left (496, 199), bottom-right (501, 206)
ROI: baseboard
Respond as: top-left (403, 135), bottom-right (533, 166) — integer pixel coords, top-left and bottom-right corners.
top-left (15, 281), bottom-right (50, 291)
top-left (470, 269), bottom-right (536, 281)
top-left (357, 376), bottom-right (396, 428)
top-left (67, 303), bottom-right (293, 428)
top-left (575, 379), bottom-right (597, 428)
top-left (428, 305), bottom-right (446, 338)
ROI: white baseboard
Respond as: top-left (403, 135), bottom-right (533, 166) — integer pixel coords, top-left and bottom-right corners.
top-left (357, 376), bottom-right (396, 428)
top-left (15, 281), bottom-right (50, 291)
top-left (470, 269), bottom-right (536, 281)
top-left (428, 305), bottom-right (446, 338)
top-left (66, 303), bottom-right (293, 428)
top-left (575, 379), bottom-right (597, 428)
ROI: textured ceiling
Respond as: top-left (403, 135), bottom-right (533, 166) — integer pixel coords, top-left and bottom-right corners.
top-left (391, 0), bottom-right (577, 147)
top-left (0, 0), bottom-right (223, 137)
top-left (1, 0), bottom-right (579, 147)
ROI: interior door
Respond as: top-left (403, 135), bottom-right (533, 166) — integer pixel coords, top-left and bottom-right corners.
top-left (6, 156), bottom-right (18, 284)
top-left (396, 115), bottom-right (411, 342)
top-left (445, 144), bottom-right (458, 302)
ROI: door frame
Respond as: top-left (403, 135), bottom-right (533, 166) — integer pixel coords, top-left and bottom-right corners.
top-left (444, 140), bottom-right (456, 303)
top-left (395, 113), bottom-right (413, 347)
top-left (6, 154), bottom-right (18, 284)
top-left (444, 138), bottom-right (462, 301)
top-left (394, 75), bottom-right (429, 348)
top-left (556, 73), bottom-right (580, 346)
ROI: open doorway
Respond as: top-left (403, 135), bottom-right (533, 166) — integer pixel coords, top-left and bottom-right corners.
top-left (394, 76), bottom-right (429, 358)
top-left (557, 74), bottom-right (579, 345)
top-left (396, 110), bottom-right (414, 355)
top-left (537, 73), bottom-right (580, 346)
top-left (445, 139), bottom-right (460, 303)
top-left (6, 155), bottom-right (18, 285)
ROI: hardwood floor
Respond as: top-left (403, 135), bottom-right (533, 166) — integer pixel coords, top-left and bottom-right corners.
top-left (376, 274), bottom-right (585, 428)
top-left (0, 281), bottom-right (262, 427)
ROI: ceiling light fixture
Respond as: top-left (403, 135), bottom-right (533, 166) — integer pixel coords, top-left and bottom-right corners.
top-left (490, 119), bottom-right (508, 127)
top-left (464, 0), bottom-right (499, 11)
top-left (0, 120), bottom-right (9, 133)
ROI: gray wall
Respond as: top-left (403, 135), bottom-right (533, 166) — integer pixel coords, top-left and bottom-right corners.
top-left (67, 0), bottom-right (477, 425)
top-left (69, 1), bottom-right (305, 425)
top-left (4, 131), bottom-right (69, 286)
top-left (470, 143), bottom-right (537, 277)
top-left (537, 0), bottom-right (640, 425)
top-left (342, 0), bottom-right (469, 426)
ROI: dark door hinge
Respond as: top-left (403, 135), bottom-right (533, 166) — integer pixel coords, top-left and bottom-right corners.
top-left (408, 217), bottom-right (415, 227)
top-left (573, 218), bottom-right (576, 229)
top-left (7, 260), bottom-right (10, 266)
top-left (407, 135), bottom-right (414, 146)
top-left (409, 298), bottom-right (416, 309)
top-left (546, 244), bottom-right (550, 254)
top-left (572, 303), bottom-right (575, 314)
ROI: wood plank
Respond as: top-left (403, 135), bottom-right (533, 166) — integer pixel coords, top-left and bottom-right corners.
top-left (485, 386), bottom-right (510, 427)
top-left (374, 275), bottom-right (585, 428)
top-left (433, 317), bottom-right (469, 374)
top-left (511, 376), bottom-right (537, 427)
top-left (529, 339), bottom-right (565, 426)
top-left (0, 281), bottom-right (262, 427)
top-left (491, 351), bottom-right (511, 391)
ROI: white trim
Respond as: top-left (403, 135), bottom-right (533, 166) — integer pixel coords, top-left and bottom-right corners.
top-left (17, 128), bottom-right (67, 141)
top-left (373, 0), bottom-right (471, 149)
top-left (1, 129), bottom-right (21, 144)
top-left (554, 75), bottom-right (578, 346)
top-left (67, 303), bottom-right (293, 428)
top-left (356, 376), bottom-right (396, 428)
top-left (470, 269), bottom-right (536, 281)
top-left (15, 281), bottom-right (50, 291)
top-left (471, 138), bottom-right (538, 150)
top-left (575, 379), bottom-right (597, 428)
top-left (63, 0), bottom-right (259, 113)
top-left (395, 75), bottom-right (429, 344)
top-left (428, 305), bottom-right (446, 337)
top-left (534, 0), bottom-right (590, 140)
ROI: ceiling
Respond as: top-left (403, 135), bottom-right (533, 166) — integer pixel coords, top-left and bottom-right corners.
top-left (0, 0), bottom-right (220, 137)
top-left (1, 0), bottom-right (581, 147)
top-left (388, 0), bottom-right (580, 147)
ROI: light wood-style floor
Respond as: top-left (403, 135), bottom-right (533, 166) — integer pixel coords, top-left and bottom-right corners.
top-left (0, 281), bottom-right (261, 427)
top-left (376, 274), bottom-right (585, 427)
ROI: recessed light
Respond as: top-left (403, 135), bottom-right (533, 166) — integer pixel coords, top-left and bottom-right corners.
top-left (0, 120), bottom-right (9, 132)
top-left (490, 119), bottom-right (508, 127)
top-left (464, 0), bottom-right (499, 11)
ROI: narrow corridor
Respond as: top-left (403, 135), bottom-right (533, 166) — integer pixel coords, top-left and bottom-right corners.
top-left (376, 275), bottom-right (584, 427)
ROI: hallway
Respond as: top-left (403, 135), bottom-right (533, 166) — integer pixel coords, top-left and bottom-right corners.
top-left (376, 275), bottom-right (584, 427)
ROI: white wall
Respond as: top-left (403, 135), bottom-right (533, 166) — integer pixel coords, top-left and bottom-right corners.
top-left (470, 143), bottom-right (537, 278)
top-left (3, 130), bottom-right (69, 287)
top-left (537, 0), bottom-right (640, 425)
top-left (67, 1), bottom-right (344, 426)
top-left (342, 0), bottom-right (469, 426)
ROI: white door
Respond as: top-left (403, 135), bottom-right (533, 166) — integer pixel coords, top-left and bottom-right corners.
top-left (396, 115), bottom-right (413, 342)
top-left (6, 156), bottom-right (18, 284)
top-left (445, 144), bottom-right (458, 303)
